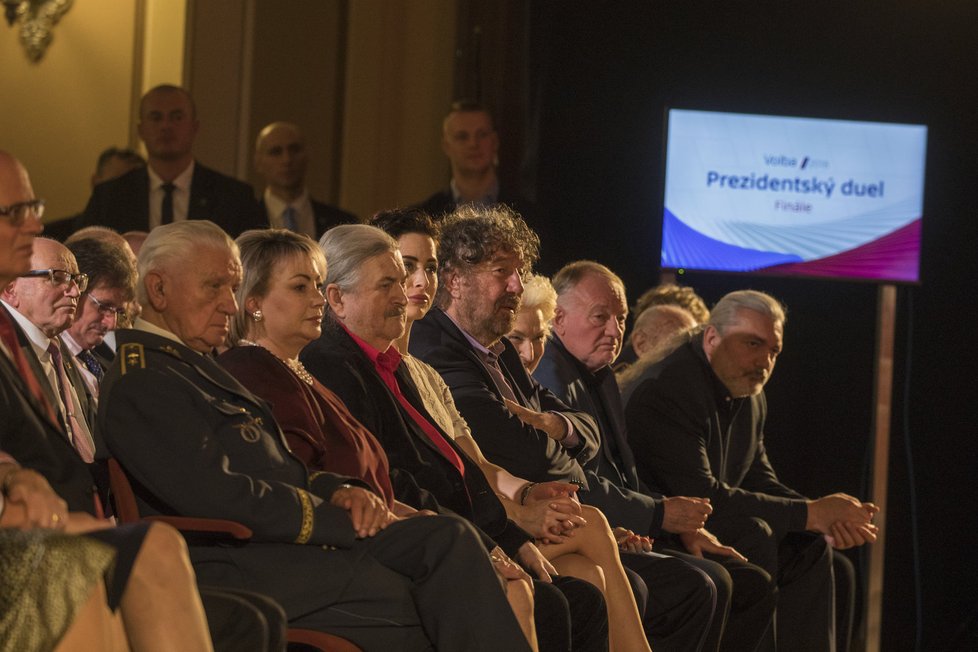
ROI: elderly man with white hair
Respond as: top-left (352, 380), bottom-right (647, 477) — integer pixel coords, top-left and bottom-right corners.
top-left (97, 219), bottom-right (533, 651)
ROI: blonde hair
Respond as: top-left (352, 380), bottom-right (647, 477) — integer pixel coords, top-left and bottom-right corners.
top-left (520, 274), bottom-right (558, 330)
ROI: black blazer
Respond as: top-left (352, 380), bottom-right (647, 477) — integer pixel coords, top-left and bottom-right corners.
top-left (79, 163), bottom-right (263, 236)
top-left (301, 318), bottom-right (533, 556)
top-left (408, 308), bottom-right (599, 486)
top-left (0, 310), bottom-right (99, 513)
top-left (534, 335), bottom-right (667, 536)
top-left (258, 197), bottom-right (357, 238)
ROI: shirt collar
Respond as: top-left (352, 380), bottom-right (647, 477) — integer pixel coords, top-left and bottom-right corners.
top-left (263, 187), bottom-right (310, 214)
top-left (148, 160), bottom-right (195, 192)
top-left (550, 333), bottom-right (611, 385)
top-left (442, 309), bottom-right (504, 360)
top-left (449, 177), bottom-right (499, 206)
top-left (60, 331), bottom-right (84, 356)
top-left (1, 300), bottom-right (56, 360)
top-left (337, 321), bottom-right (401, 372)
top-left (691, 332), bottom-right (740, 407)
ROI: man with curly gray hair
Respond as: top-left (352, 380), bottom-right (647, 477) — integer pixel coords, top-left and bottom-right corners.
top-left (411, 205), bottom-right (720, 650)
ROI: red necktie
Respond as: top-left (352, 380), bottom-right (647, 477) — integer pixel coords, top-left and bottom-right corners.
top-left (0, 309), bottom-right (58, 424)
top-left (376, 351), bottom-right (466, 478)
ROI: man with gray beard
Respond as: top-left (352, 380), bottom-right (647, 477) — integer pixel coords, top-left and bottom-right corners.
top-left (409, 205), bottom-right (718, 651)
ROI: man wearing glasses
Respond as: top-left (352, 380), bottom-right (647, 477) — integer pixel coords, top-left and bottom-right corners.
top-left (61, 237), bottom-right (137, 396)
top-left (1, 237), bottom-right (98, 463)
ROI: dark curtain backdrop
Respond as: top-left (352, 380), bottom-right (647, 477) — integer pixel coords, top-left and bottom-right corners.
top-left (524, 2), bottom-right (978, 649)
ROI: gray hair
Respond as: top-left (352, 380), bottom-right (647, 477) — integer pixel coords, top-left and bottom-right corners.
top-left (551, 260), bottom-right (625, 299)
top-left (137, 221), bottom-right (237, 305)
top-left (708, 290), bottom-right (787, 334)
top-left (319, 224), bottom-right (399, 293)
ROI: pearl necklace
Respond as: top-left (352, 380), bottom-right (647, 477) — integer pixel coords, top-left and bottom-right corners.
top-left (239, 340), bottom-right (315, 386)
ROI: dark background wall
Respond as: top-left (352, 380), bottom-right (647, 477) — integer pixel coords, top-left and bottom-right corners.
top-left (473, 2), bottom-right (977, 649)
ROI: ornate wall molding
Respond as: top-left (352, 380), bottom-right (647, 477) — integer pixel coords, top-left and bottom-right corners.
top-left (3, 0), bottom-right (74, 62)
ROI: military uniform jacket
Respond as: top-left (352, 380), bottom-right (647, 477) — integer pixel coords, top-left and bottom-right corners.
top-left (98, 327), bottom-right (360, 549)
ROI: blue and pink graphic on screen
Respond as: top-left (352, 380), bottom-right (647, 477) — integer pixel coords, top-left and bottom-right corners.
top-left (661, 110), bottom-right (927, 282)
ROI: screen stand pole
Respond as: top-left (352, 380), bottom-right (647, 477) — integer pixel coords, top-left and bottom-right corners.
top-left (659, 270), bottom-right (676, 285)
top-left (865, 283), bottom-right (896, 652)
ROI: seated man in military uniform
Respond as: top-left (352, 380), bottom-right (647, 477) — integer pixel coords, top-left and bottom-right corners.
top-left (96, 220), bottom-right (533, 651)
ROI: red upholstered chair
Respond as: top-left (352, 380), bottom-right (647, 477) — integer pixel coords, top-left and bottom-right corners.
top-left (107, 458), bottom-right (363, 652)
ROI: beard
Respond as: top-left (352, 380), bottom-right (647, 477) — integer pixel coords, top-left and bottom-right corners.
top-left (458, 292), bottom-right (521, 347)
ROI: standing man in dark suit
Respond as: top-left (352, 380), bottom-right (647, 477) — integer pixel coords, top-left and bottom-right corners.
top-left (254, 121), bottom-right (357, 238)
top-left (535, 260), bottom-right (777, 651)
top-left (409, 205), bottom-right (719, 651)
top-left (413, 101), bottom-right (555, 264)
top-left (79, 84), bottom-right (262, 236)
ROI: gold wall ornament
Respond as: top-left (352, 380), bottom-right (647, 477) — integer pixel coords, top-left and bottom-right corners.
top-left (4, 0), bottom-right (74, 63)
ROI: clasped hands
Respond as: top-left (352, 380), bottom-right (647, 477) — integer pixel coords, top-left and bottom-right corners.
top-left (806, 492), bottom-right (880, 549)
top-left (517, 481), bottom-right (586, 544)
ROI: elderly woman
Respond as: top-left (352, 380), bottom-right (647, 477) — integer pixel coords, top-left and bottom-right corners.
top-left (372, 210), bottom-right (652, 652)
top-left (506, 274), bottom-right (557, 374)
top-left (217, 229), bottom-right (538, 650)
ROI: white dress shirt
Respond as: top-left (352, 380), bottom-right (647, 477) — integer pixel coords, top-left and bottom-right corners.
top-left (263, 188), bottom-right (317, 238)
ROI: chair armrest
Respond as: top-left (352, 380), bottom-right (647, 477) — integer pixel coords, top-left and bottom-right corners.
top-left (145, 515), bottom-right (253, 540)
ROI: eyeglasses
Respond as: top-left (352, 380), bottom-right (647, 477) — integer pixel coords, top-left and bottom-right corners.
top-left (0, 199), bottom-right (45, 226)
top-left (20, 269), bottom-right (89, 293)
top-left (88, 293), bottom-right (127, 318)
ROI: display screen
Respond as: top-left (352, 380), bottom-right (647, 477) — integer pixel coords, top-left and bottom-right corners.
top-left (661, 109), bottom-right (927, 282)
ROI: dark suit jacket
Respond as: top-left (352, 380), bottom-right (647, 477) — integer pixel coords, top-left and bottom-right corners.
top-left (258, 197), bottom-right (357, 238)
top-left (4, 305), bottom-right (100, 447)
top-left (79, 163), bottom-right (262, 236)
top-left (412, 186), bottom-right (558, 272)
top-left (0, 311), bottom-right (99, 513)
top-left (414, 186), bottom-right (536, 222)
top-left (300, 318), bottom-right (533, 556)
top-left (623, 334), bottom-right (809, 538)
top-left (408, 308), bottom-right (599, 486)
top-left (534, 335), bottom-right (667, 536)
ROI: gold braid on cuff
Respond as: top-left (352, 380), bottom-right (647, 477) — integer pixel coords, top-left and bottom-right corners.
top-left (295, 488), bottom-right (314, 544)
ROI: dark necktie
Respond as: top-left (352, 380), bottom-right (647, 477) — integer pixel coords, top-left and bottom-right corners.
top-left (161, 182), bottom-right (176, 225)
top-left (77, 348), bottom-right (104, 382)
top-left (281, 206), bottom-right (298, 231)
top-left (0, 309), bottom-right (58, 424)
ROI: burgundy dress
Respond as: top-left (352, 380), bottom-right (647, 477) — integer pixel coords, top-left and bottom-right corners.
top-left (218, 345), bottom-right (396, 508)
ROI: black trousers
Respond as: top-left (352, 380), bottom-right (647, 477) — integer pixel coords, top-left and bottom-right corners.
top-left (536, 575), bottom-right (609, 652)
top-left (199, 587), bottom-right (287, 652)
top-left (620, 550), bottom-right (717, 651)
top-left (191, 515), bottom-right (531, 652)
top-left (663, 546), bottom-right (777, 652)
top-left (710, 517), bottom-right (837, 652)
